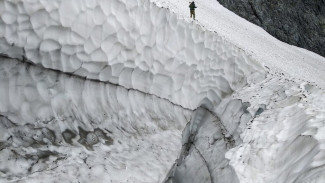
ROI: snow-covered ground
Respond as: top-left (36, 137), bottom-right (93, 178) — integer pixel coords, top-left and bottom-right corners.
top-left (227, 70), bottom-right (325, 183)
top-left (0, 0), bottom-right (325, 182)
top-left (153, 0), bottom-right (325, 87)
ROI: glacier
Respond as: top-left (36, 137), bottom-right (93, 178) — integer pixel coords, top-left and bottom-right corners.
top-left (0, 0), bottom-right (325, 182)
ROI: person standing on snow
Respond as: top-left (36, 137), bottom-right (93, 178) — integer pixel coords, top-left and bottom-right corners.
top-left (189, 1), bottom-right (197, 20)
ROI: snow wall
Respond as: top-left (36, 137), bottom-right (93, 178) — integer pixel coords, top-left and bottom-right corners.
top-left (0, 58), bottom-right (191, 182)
top-left (0, 0), bottom-right (265, 110)
top-left (0, 0), bottom-right (278, 182)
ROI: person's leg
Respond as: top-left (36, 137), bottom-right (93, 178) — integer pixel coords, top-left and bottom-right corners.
top-left (190, 10), bottom-right (195, 19)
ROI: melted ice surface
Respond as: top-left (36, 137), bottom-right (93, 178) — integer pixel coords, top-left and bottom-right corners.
top-left (0, 58), bottom-right (191, 182)
top-left (0, 0), bottom-right (265, 110)
top-left (0, 0), bottom-right (325, 182)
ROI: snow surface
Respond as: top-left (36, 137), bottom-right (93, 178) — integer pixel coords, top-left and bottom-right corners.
top-left (0, 0), bottom-right (325, 182)
top-left (153, 0), bottom-right (325, 88)
top-left (227, 70), bottom-right (325, 183)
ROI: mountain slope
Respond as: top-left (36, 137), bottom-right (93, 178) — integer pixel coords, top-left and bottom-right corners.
top-left (153, 0), bottom-right (325, 87)
top-left (217, 0), bottom-right (325, 58)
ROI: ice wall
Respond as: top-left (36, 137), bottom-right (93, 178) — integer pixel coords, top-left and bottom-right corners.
top-left (0, 0), bottom-right (267, 181)
top-left (0, 0), bottom-right (265, 110)
top-left (0, 0), bottom-right (324, 182)
top-left (0, 58), bottom-right (191, 182)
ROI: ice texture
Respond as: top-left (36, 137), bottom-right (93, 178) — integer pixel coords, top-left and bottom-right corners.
top-left (165, 99), bottom-right (251, 183)
top-left (0, 0), bottom-right (265, 110)
top-left (0, 0), bottom-right (325, 182)
top-left (0, 58), bottom-right (191, 182)
top-left (225, 72), bottom-right (325, 183)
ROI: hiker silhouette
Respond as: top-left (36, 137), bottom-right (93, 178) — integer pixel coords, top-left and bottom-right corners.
top-left (189, 1), bottom-right (197, 20)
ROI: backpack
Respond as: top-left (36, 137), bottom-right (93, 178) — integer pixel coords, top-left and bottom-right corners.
top-left (189, 2), bottom-right (196, 9)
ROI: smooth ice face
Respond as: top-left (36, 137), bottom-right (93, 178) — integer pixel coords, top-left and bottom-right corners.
top-left (0, 0), bottom-right (265, 110)
top-left (165, 99), bottom-right (251, 183)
